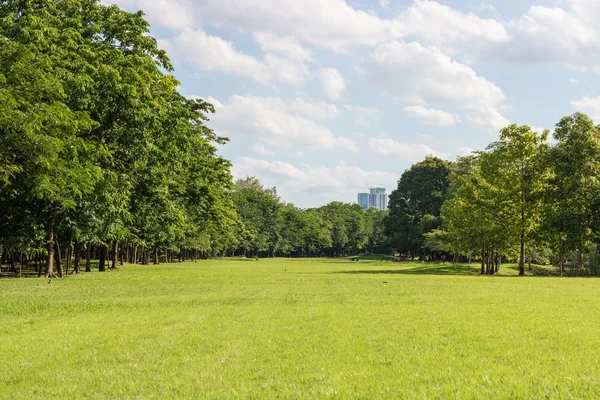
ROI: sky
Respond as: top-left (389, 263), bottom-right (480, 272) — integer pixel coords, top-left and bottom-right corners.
top-left (102, 0), bottom-right (600, 208)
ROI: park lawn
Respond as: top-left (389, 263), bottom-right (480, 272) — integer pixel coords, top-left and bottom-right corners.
top-left (1, 259), bottom-right (600, 399)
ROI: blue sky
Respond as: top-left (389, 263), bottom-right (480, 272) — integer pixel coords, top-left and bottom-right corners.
top-left (104, 0), bottom-right (600, 207)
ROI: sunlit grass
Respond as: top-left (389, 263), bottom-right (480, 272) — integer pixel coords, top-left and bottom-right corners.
top-left (1, 258), bottom-right (599, 398)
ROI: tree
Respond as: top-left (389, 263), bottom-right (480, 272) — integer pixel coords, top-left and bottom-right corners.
top-left (480, 125), bottom-right (550, 275)
top-left (386, 157), bottom-right (452, 258)
top-left (546, 113), bottom-right (600, 275)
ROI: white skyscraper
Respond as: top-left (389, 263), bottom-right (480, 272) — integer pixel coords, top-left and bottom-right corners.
top-left (357, 188), bottom-right (388, 211)
top-left (368, 188), bottom-right (388, 210)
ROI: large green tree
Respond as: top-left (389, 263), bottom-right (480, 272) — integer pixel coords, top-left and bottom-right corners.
top-left (385, 157), bottom-right (452, 258)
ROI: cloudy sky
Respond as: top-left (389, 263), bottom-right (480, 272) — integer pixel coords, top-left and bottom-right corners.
top-left (104, 0), bottom-right (600, 208)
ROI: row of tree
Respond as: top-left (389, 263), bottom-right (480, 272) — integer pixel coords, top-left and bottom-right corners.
top-left (0, 0), bottom-right (390, 277)
top-left (385, 113), bottom-right (600, 276)
top-left (229, 177), bottom-right (388, 258)
top-left (0, 0), bottom-right (238, 276)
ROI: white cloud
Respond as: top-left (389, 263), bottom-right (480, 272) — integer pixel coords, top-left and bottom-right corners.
top-left (254, 32), bottom-right (314, 62)
top-left (209, 95), bottom-right (358, 152)
top-left (252, 143), bottom-right (275, 156)
top-left (199, 0), bottom-right (509, 52)
top-left (231, 157), bottom-right (398, 205)
top-left (572, 96), bottom-right (600, 122)
top-left (364, 41), bottom-right (506, 109)
top-left (380, 0), bottom-right (390, 8)
top-left (478, 3), bottom-right (500, 17)
top-left (168, 29), bottom-right (310, 86)
top-left (289, 99), bottom-right (342, 121)
top-left (319, 68), bottom-right (346, 101)
top-left (396, 1), bottom-right (509, 46)
top-left (368, 138), bottom-right (445, 161)
top-left (474, 0), bottom-right (600, 70)
top-left (403, 105), bottom-right (461, 126)
top-left (103, 0), bottom-right (196, 30)
top-left (344, 105), bottom-right (382, 125)
top-left (571, 78), bottom-right (580, 84)
top-left (468, 107), bottom-right (510, 131)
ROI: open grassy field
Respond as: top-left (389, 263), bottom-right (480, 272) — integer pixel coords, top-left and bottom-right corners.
top-left (2, 258), bottom-right (600, 398)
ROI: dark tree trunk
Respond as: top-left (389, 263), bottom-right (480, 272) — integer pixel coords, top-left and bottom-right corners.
top-left (74, 242), bottom-right (81, 274)
top-left (480, 248), bottom-right (485, 275)
top-left (111, 241), bottom-right (118, 269)
top-left (45, 215), bottom-right (56, 278)
top-left (55, 242), bottom-right (63, 278)
top-left (9, 253), bottom-right (16, 273)
top-left (154, 247), bottom-right (159, 265)
top-left (65, 241), bottom-right (72, 276)
top-left (86, 243), bottom-right (92, 272)
top-left (99, 245), bottom-right (107, 272)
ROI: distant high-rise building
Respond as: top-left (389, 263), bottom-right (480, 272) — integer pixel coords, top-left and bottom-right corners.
top-left (357, 188), bottom-right (388, 211)
top-left (357, 193), bottom-right (369, 210)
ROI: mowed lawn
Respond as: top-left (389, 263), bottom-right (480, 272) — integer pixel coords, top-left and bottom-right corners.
top-left (2, 259), bottom-right (600, 399)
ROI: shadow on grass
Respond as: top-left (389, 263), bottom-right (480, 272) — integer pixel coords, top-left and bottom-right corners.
top-left (336, 263), bottom-right (565, 277)
top-left (336, 263), bottom-right (480, 276)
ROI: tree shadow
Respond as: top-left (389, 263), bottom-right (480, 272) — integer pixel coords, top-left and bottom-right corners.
top-left (335, 263), bottom-right (565, 277)
top-left (335, 263), bottom-right (481, 276)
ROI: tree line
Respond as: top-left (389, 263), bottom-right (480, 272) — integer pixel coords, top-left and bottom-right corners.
top-left (385, 114), bottom-right (600, 276)
top-left (3, 1), bottom-right (600, 278)
top-left (228, 177), bottom-right (387, 258)
top-left (0, 0), bottom-right (237, 276)
top-left (0, 0), bottom-right (387, 277)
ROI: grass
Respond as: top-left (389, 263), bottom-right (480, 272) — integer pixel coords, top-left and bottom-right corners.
top-left (2, 258), bottom-right (600, 398)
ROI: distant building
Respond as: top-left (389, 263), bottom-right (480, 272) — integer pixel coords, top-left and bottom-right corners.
top-left (357, 188), bottom-right (388, 211)
top-left (358, 193), bottom-right (369, 210)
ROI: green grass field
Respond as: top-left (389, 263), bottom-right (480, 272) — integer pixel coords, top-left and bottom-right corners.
top-left (2, 258), bottom-right (600, 398)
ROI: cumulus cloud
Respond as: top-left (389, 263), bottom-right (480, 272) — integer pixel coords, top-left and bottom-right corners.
top-left (166, 29), bottom-right (310, 86)
top-left (396, 1), bottom-right (508, 46)
top-left (468, 107), bottom-right (510, 131)
top-left (208, 95), bottom-right (358, 152)
top-left (363, 41), bottom-right (509, 130)
top-left (199, 0), bottom-right (509, 52)
top-left (231, 157), bottom-right (398, 206)
top-left (102, 0), bottom-right (196, 30)
top-left (319, 68), bottom-right (346, 101)
top-left (252, 144), bottom-right (275, 156)
top-left (368, 138), bottom-right (445, 161)
top-left (344, 105), bottom-right (382, 126)
top-left (464, 0), bottom-right (600, 71)
top-left (364, 41), bottom-right (505, 108)
top-left (403, 106), bottom-right (461, 126)
top-left (254, 32), bottom-right (314, 62)
top-left (572, 96), bottom-right (600, 122)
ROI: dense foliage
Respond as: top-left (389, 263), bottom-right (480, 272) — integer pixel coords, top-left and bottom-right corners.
top-left (442, 114), bottom-right (600, 276)
top-left (0, 0), bottom-right (235, 276)
top-left (229, 177), bottom-right (388, 258)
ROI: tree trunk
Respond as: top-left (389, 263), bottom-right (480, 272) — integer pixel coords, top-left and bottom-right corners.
top-left (111, 241), bottom-right (118, 269)
top-left (9, 253), bottom-right (16, 273)
top-left (86, 242), bottom-right (92, 272)
top-left (480, 248), bottom-right (485, 275)
top-left (154, 247), bottom-right (159, 265)
top-left (55, 242), bottom-right (63, 278)
top-left (518, 217), bottom-right (525, 276)
top-left (99, 245), bottom-right (107, 272)
top-left (74, 242), bottom-right (81, 274)
top-left (65, 241), bottom-right (72, 276)
top-left (45, 216), bottom-right (56, 277)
